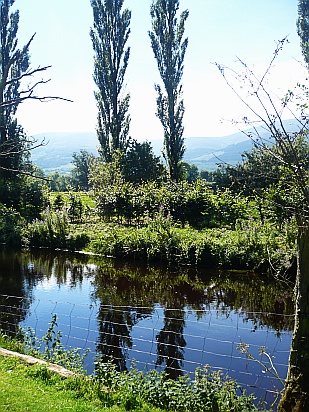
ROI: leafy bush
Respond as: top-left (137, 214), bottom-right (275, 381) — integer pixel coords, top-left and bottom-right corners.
top-left (94, 359), bottom-right (259, 411)
top-left (67, 232), bottom-right (90, 250)
top-left (27, 207), bottom-right (69, 248)
top-left (0, 203), bottom-right (25, 246)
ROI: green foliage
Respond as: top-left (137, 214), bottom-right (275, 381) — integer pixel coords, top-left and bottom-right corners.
top-left (88, 216), bottom-right (296, 273)
top-left (52, 193), bottom-right (65, 210)
top-left (71, 149), bottom-right (95, 191)
top-left (0, 355), bottom-right (135, 411)
top-left (67, 193), bottom-right (84, 223)
top-left (0, 0), bottom-right (30, 175)
top-left (0, 329), bottom-right (24, 353)
top-left (19, 173), bottom-right (48, 220)
top-left (208, 189), bottom-right (249, 229)
top-left (91, 173), bottom-right (250, 229)
top-left (94, 359), bottom-right (258, 411)
top-left (122, 140), bottom-right (166, 184)
top-left (199, 170), bottom-right (214, 182)
top-left (297, 0), bottom-right (309, 64)
top-left (48, 171), bottom-right (71, 192)
top-left (27, 205), bottom-right (90, 250)
top-left (212, 133), bottom-right (309, 227)
top-left (159, 181), bottom-right (211, 228)
top-left (149, 0), bottom-right (189, 181)
top-left (181, 161), bottom-right (199, 183)
top-left (0, 167), bottom-right (48, 221)
top-left (27, 206), bottom-right (69, 248)
top-left (49, 191), bottom-right (96, 211)
top-left (0, 203), bottom-right (25, 246)
top-left (212, 165), bottom-right (237, 191)
top-left (1, 322), bottom-right (259, 411)
top-left (0, 351), bottom-right (258, 412)
top-left (90, 0), bottom-right (131, 161)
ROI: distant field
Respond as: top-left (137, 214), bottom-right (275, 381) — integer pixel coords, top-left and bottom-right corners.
top-left (49, 192), bottom-right (96, 209)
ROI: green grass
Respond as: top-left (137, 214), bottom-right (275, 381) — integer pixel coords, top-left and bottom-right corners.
top-left (49, 191), bottom-right (96, 209)
top-left (0, 356), bottom-right (163, 412)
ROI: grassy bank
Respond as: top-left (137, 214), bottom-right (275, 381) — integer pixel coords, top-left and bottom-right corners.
top-left (85, 220), bottom-right (296, 272)
top-left (0, 355), bottom-right (161, 412)
top-left (0, 353), bottom-right (261, 412)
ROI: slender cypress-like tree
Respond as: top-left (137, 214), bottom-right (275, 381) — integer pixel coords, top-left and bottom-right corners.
top-left (297, 0), bottom-right (309, 64)
top-left (90, 0), bottom-right (131, 162)
top-left (149, 0), bottom-right (188, 181)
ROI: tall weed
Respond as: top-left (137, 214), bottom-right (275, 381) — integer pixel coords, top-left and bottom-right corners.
top-left (21, 314), bottom-right (88, 374)
top-left (28, 207), bottom-right (69, 248)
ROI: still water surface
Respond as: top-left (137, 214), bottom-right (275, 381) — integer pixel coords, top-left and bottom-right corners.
top-left (0, 248), bottom-right (294, 406)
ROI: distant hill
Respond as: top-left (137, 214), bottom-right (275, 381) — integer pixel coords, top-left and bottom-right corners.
top-left (31, 132), bottom-right (99, 173)
top-left (30, 120), bottom-right (297, 173)
top-left (31, 130), bottom-right (252, 173)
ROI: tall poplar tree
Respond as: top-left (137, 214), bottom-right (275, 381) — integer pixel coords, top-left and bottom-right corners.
top-left (297, 0), bottom-right (309, 64)
top-left (149, 0), bottom-right (189, 181)
top-left (90, 0), bottom-right (131, 162)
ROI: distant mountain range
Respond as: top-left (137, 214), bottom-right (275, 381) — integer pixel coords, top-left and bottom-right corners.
top-left (30, 120), bottom-right (297, 173)
top-left (31, 132), bottom-right (99, 173)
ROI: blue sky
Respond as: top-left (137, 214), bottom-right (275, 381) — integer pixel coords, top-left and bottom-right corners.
top-left (13, 0), bottom-right (304, 140)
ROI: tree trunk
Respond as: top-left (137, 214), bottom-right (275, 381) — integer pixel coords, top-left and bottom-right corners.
top-left (278, 227), bottom-right (309, 411)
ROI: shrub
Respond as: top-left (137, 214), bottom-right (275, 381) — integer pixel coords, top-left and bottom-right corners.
top-left (0, 203), bottom-right (25, 246)
top-left (94, 360), bottom-right (258, 411)
top-left (27, 207), bottom-right (69, 248)
top-left (22, 314), bottom-right (88, 374)
top-left (67, 232), bottom-right (90, 250)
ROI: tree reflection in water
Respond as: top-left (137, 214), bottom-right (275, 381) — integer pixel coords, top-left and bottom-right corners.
top-left (0, 248), bottom-right (95, 336)
top-left (92, 260), bottom-right (156, 371)
top-left (96, 306), bottom-right (133, 371)
top-left (0, 250), bottom-right (295, 379)
top-left (156, 307), bottom-right (186, 379)
top-left (0, 249), bottom-right (35, 335)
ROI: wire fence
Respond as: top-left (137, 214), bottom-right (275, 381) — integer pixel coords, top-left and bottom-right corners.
top-left (0, 293), bottom-right (294, 404)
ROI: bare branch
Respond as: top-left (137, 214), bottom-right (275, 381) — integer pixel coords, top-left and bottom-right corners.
top-left (5, 65), bottom-right (52, 86)
top-left (215, 39), bottom-right (309, 221)
top-left (0, 164), bottom-right (51, 181)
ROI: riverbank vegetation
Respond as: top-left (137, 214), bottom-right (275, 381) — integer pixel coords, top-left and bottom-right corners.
top-left (21, 178), bottom-right (296, 275)
top-left (0, 328), bottom-right (259, 412)
top-left (0, 165), bottom-right (298, 276)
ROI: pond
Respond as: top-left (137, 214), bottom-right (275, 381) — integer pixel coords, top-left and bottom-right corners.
top-left (0, 248), bottom-right (294, 407)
